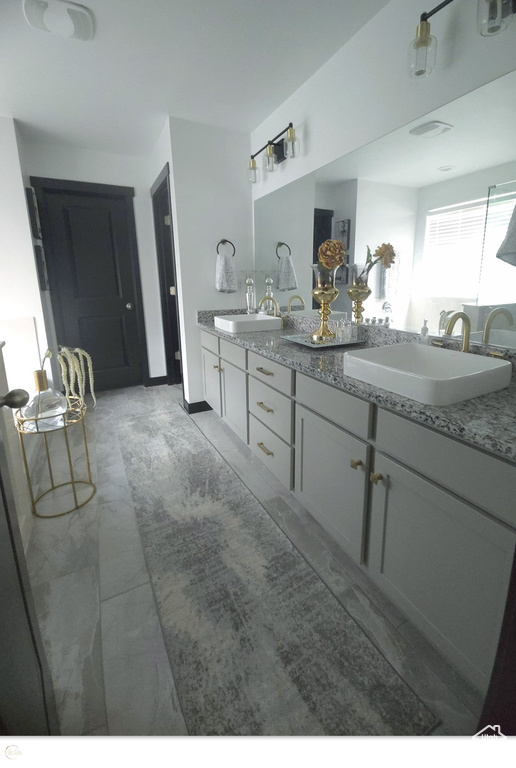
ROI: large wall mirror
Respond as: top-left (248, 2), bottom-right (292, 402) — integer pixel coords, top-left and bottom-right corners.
top-left (254, 69), bottom-right (516, 348)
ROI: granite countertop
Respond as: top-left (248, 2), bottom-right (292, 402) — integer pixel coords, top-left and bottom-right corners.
top-left (198, 316), bottom-right (516, 466)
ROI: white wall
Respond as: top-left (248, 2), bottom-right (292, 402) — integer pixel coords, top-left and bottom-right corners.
top-left (168, 118), bottom-right (253, 404)
top-left (0, 116), bottom-right (47, 388)
top-left (355, 180), bottom-right (418, 325)
top-left (251, 0), bottom-right (516, 202)
top-left (17, 137), bottom-right (167, 379)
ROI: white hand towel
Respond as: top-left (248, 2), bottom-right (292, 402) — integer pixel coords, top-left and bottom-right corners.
top-left (496, 203), bottom-right (516, 267)
top-left (277, 251), bottom-right (298, 291)
top-left (215, 250), bottom-right (237, 293)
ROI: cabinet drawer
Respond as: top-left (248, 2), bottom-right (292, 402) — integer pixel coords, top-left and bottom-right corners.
top-left (249, 414), bottom-right (293, 489)
top-left (220, 339), bottom-right (246, 370)
top-left (249, 377), bottom-right (292, 444)
top-left (376, 409), bottom-right (516, 527)
top-left (200, 330), bottom-right (219, 355)
top-left (296, 373), bottom-right (372, 440)
top-left (248, 351), bottom-right (293, 395)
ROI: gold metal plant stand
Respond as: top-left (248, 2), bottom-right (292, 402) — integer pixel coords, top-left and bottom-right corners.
top-left (16, 397), bottom-right (96, 518)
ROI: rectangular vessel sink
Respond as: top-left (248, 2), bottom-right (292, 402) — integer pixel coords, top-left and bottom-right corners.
top-left (214, 314), bottom-right (283, 333)
top-left (344, 343), bottom-right (512, 405)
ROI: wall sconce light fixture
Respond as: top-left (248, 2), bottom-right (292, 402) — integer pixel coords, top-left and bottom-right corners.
top-left (248, 123), bottom-right (300, 183)
top-left (408, 0), bottom-right (515, 79)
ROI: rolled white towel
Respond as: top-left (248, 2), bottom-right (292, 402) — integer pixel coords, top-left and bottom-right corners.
top-left (496, 203), bottom-right (516, 267)
top-left (215, 241), bottom-right (237, 293)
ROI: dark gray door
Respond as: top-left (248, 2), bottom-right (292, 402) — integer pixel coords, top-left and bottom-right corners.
top-left (151, 165), bottom-right (182, 386)
top-left (0, 397), bottom-right (58, 735)
top-left (32, 178), bottom-right (149, 391)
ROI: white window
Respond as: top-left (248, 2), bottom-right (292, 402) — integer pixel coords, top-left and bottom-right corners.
top-left (421, 199), bottom-right (486, 298)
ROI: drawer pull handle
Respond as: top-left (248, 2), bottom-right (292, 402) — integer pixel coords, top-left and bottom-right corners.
top-left (350, 459), bottom-right (363, 470)
top-left (256, 366), bottom-right (274, 376)
top-left (370, 472), bottom-right (384, 485)
top-left (257, 442), bottom-right (274, 457)
top-left (257, 401), bottom-right (273, 414)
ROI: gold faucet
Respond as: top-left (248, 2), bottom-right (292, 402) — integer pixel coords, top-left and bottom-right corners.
top-left (287, 295), bottom-right (305, 312)
top-left (444, 311), bottom-right (471, 353)
top-left (482, 307), bottom-right (514, 344)
top-left (258, 296), bottom-right (279, 317)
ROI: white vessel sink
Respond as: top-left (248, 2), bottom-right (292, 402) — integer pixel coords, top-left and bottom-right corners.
top-left (214, 314), bottom-right (283, 333)
top-left (470, 329), bottom-right (516, 347)
top-left (344, 343), bottom-right (512, 405)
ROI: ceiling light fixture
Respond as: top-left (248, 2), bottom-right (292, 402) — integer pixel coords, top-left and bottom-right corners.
top-left (408, 0), bottom-right (514, 79)
top-left (248, 123), bottom-right (300, 184)
top-left (23, 0), bottom-right (95, 41)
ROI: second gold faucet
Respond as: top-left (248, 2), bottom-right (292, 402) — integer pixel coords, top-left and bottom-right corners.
top-left (444, 311), bottom-right (471, 352)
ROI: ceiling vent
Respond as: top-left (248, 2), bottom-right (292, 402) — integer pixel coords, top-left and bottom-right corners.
top-left (409, 120), bottom-right (453, 138)
top-left (23, 0), bottom-right (95, 41)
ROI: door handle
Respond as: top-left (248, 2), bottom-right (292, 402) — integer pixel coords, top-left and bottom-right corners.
top-left (0, 389), bottom-right (29, 409)
top-left (126, 303), bottom-right (133, 310)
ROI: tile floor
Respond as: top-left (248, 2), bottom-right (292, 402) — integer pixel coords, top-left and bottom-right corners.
top-left (26, 385), bottom-right (483, 736)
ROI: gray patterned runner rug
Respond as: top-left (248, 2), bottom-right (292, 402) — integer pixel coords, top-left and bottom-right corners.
top-left (116, 404), bottom-right (437, 735)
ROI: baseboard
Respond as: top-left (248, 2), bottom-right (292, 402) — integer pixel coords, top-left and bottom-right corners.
top-left (144, 376), bottom-right (168, 387)
top-left (182, 399), bottom-right (212, 415)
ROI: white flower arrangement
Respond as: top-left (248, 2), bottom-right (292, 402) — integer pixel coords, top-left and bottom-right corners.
top-left (57, 346), bottom-right (96, 407)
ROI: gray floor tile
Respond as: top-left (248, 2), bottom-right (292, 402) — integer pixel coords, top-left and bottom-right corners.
top-left (99, 500), bottom-right (150, 601)
top-left (101, 583), bottom-right (187, 735)
top-left (32, 565), bottom-right (107, 736)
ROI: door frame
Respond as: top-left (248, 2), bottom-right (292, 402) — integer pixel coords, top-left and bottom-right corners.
top-left (30, 177), bottom-right (151, 388)
top-left (151, 164), bottom-right (183, 386)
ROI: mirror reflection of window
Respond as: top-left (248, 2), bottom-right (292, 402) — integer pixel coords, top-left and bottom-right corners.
top-left (421, 199), bottom-right (486, 299)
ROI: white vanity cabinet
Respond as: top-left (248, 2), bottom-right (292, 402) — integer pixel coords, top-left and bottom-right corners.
top-left (219, 339), bottom-right (248, 444)
top-left (201, 332), bottom-right (222, 416)
top-left (200, 332), bottom-right (248, 437)
top-left (369, 409), bottom-right (516, 692)
top-left (294, 374), bottom-right (373, 563)
top-left (247, 350), bottom-right (295, 489)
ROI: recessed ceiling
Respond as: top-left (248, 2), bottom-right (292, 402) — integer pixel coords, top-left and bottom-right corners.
top-left (0, 0), bottom-right (390, 155)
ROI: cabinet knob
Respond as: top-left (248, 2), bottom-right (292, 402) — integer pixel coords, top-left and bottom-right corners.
top-left (370, 472), bottom-right (384, 485)
top-left (350, 458), bottom-right (363, 470)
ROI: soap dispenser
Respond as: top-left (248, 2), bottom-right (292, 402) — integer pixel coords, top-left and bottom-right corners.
top-left (420, 319), bottom-right (430, 344)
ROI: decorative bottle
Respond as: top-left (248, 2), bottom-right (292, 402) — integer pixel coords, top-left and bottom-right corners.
top-left (20, 370), bottom-right (68, 432)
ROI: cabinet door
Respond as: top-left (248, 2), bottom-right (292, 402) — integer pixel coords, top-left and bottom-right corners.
top-left (368, 453), bottom-right (516, 692)
top-left (201, 347), bottom-right (221, 416)
top-left (294, 405), bottom-right (370, 563)
top-left (221, 360), bottom-right (248, 444)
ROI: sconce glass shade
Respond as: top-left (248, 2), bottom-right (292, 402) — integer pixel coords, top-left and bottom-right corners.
top-left (477, 0), bottom-right (509, 35)
top-left (264, 143), bottom-right (277, 173)
top-left (408, 21), bottom-right (437, 79)
top-left (248, 157), bottom-right (260, 183)
top-left (283, 126), bottom-right (300, 158)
